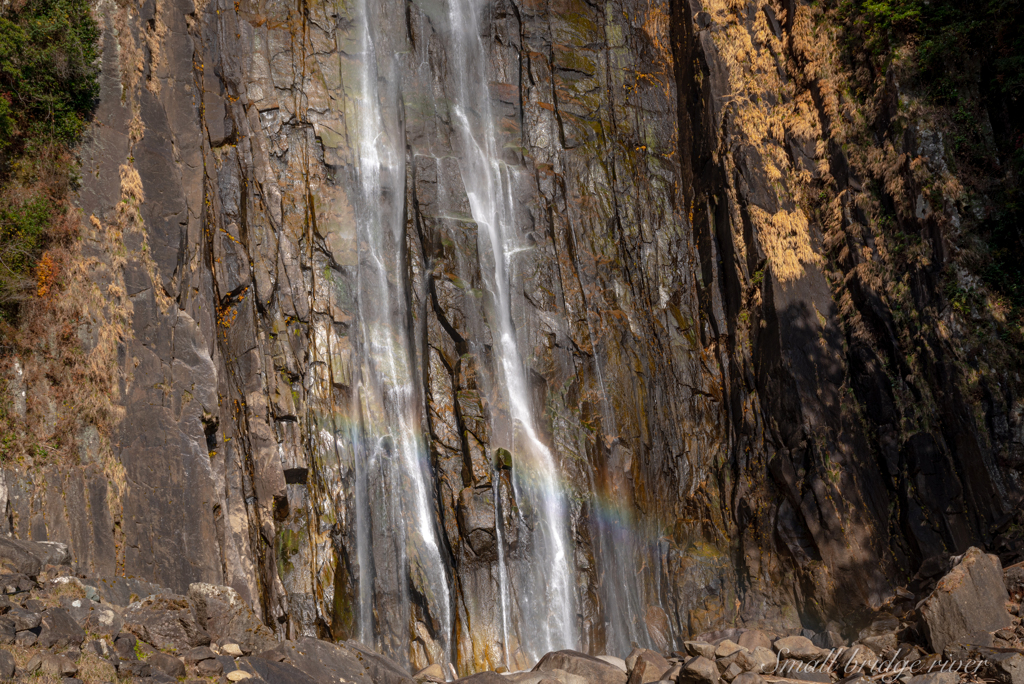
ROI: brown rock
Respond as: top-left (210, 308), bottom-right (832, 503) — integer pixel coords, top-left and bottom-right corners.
top-left (920, 547), bottom-right (1013, 653)
top-left (680, 656), bottom-right (719, 684)
top-left (737, 631), bottom-right (772, 652)
top-left (534, 651), bottom-right (628, 684)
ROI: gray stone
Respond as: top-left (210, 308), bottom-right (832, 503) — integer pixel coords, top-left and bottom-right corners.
top-left (38, 606), bottom-right (85, 648)
top-left (39, 654), bottom-right (78, 677)
top-left (197, 658), bottom-right (224, 676)
top-left (920, 547), bottom-right (1013, 653)
top-left (187, 583), bottom-right (273, 655)
top-left (985, 652), bottom-right (1024, 684)
top-left (149, 651), bottom-right (187, 678)
top-left (184, 645), bottom-right (218, 664)
top-left (0, 648), bottom-right (13, 680)
top-left (124, 593), bottom-right (209, 652)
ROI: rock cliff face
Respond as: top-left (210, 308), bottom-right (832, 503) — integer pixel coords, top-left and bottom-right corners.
top-left (2, 0), bottom-right (1022, 676)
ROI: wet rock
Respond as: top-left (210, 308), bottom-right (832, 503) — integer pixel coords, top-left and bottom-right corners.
top-left (920, 547), bottom-right (1013, 652)
top-left (38, 606), bottom-right (86, 648)
top-left (150, 651), bottom-right (187, 677)
top-left (680, 656), bottom-right (719, 684)
top-left (187, 583), bottom-right (273, 655)
top-left (124, 594), bottom-right (208, 652)
top-left (0, 648), bottom-right (12, 680)
top-left (773, 636), bottom-right (823, 662)
top-left (534, 651), bottom-right (628, 684)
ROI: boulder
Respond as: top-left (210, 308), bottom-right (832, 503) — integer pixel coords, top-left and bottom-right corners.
top-left (258, 637), bottom-right (412, 684)
top-left (0, 537), bottom-right (41, 576)
top-left (239, 657), bottom-right (320, 684)
top-left (114, 631), bottom-right (137, 660)
top-left (198, 658), bottom-right (225, 676)
top-left (734, 647), bottom-right (776, 674)
top-left (919, 547), bottom-right (1013, 653)
top-left (415, 663), bottom-right (447, 681)
top-left (811, 631), bottom-right (844, 649)
top-left (187, 583), bottom-right (274, 655)
top-left (679, 656), bottom-right (719, 684)
top-left (985, 652), bottom-right (1024, 684)
top-left (0, 648), bottom-right (13, 680)
top-left (772, 636), bottom-right (822, 662)
top-left (684, 642), bottom-right (717, 660)
top-left (39, 654), bottom-right (78, 677)
top-left (625, 648), bottom-right (670, 682)
top-left (119, 659), bottom-right (152, 677)
top-left (185, 645), bottom-right (218, 664)
top-left (598, 656), bottom-right (628, 673)
top-left (715, 641), bottom-right (745, 659)
top-left (124, 593), bottom-right (209, 652)
top-left (0, 617), bottom-right (13, 645)
top-left (534, 651), bottom-right (628, 684)
top-left (38, 607), bottom-right (85, 648)
top-left (721, 663), bottom-right (743, 682)
top-left (150, 651), bottom-right (187, 678)
top-left (6, 606), bottom-right (39, 631)
top-left (737, 631), bottom-right (772, 652)
top-left (732, 675), bottom-right (765, 684)
top-left (1006, 562), bottom-right (1024, 601)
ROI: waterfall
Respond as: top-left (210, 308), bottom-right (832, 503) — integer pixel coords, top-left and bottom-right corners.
top-left (447, 0), bottom-right (577, 662)
top-left (350, 0), bottom-right (452, 666)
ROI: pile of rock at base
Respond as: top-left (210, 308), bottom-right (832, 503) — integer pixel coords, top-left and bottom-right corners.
top-left (2, 535), bottom-right (1021, 684)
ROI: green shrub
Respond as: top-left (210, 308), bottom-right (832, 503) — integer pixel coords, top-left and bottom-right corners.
top-left (0, 0), bottom-right (99, 318)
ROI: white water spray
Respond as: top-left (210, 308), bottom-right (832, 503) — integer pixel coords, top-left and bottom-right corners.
top-left (447, 0), bottom-right (577, 662)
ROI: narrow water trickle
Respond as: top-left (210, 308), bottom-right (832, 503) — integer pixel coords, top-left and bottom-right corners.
top-left (350, 0), bottom-right (452, 667)
top-left (447, 0), bottom-right (577, 663)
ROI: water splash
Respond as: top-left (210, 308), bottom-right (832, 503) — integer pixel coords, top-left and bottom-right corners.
top-left (446, 0), bottom-right (577, 662)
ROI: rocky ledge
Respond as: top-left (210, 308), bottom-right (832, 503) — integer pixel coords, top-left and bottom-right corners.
top-left (0, 538), bottom-right (1020, 684)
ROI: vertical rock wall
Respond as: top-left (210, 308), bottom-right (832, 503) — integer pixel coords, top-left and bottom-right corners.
top-left (1, 0), bottom-right (1020, 675)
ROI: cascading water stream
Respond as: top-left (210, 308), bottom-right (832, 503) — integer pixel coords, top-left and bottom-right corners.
top-left (350, 0), bottom-right (452, 667)
top-left (447, 0), bottom-right (577, 662)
